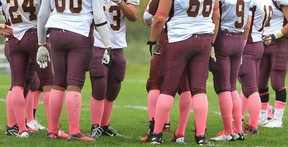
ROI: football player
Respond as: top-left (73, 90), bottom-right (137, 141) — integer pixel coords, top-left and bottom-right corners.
top-left (141, 0), bottom-right (192, 143)
top-left (258, 0), bottom-right (288, 128)
top-left (37, 0), bottom-right (111, 142)
top-left (1, 0), bottom-right (53, 138)
top-left (148, 0), bottom-right (219, 145)
top-left (210, 0), bottom-right (251, 141)
top-left (88, 0), bottom-right (139, 138)
top-left (239, 0), bottom-right (273, 135)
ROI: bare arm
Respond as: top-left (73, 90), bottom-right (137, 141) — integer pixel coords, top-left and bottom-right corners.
top-left (243, 16), bottom-right (251, 40)
top-left (117, 2), bottom-right (138, 22)
top-left (212, 0), bottom-right (220, 44)
top-left (281, 6), bottom-right (288, 36)
top-left (37, 0), bottom-right (51, 45)
top-left (149, 0), bottom-right (172, 42)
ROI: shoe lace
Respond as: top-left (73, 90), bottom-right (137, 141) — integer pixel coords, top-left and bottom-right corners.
top-left (91, 126), bottom-right (103, 138)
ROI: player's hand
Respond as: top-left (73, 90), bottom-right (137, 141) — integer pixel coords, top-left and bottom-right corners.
top-left (147, 41), bottom-right (157, 56)
top-left (111, 0), bottom-right (122, 4)
top-left (0, 24), bottom-right (13, 38)
top-left (37, 45), bottom-right (51, 69)
top-left (262, 35), bottom-right (273, 46)
top-left (102, 47), bottom-right (113, 67)
top-left (210, 46), bottom-right (216, 62)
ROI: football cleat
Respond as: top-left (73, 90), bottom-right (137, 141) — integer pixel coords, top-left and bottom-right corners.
top-left (263, 119), bottom-right (283, 128)
top-left (195, 135), bottom-right (213, 145)
top-left (233, 132), bottom-right (245, 140)
top-left (102, 126), bottom-right (119, 137)
top-left (258, 117), bottom-right (269, 126)
top-left (267, 105), bottom-right (275, 120)
top-left (68, 133), bottom-right (95, 142)
top-left (243, 124), bottom-right (259, 135)
top-left (17, 131), bottom-right (29, 138)
top-left (150, 133), bottom-right (163, 144)
top-left (89, 124), bottom-right (104, 138)
top-left (5, 125), bottom-right (19, 136)
top-left (26, 120), bottom-right (40, 131)
top-left (171, 133), bottom-right (185, 144)
top-left (33, 120), bottom-right (47, 130)
top-left (210, 130), bottom-right (234, 141)
top-left (47, 130), bottom-right (68, 139)
top-left (163, 123), bottom-right (171, 132)
top-left (140, 119), bottom-right (155, 142)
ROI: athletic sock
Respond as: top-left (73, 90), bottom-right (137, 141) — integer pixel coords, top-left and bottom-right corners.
top-left (192, 94), bottom-right (208, 136)
top-left (218, 91), bottom-right (233, 135)
top-left (175, 91), bottom-right (191, 136)
top-left (101, 99), bottom-right (114, 127)
top-left (66, 91), bottom-right (82, 134)
top-left (49, 89), bottom-right (64, 133)
top-left (231, 90), bottom-right (242, 133)
top-left (90, 97), bottom-right (104, 125)
top-left (154, 94), bottom-right (174, 134)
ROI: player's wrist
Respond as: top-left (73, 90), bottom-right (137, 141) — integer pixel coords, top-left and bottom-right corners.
top-left (273, 31), bottom-right (284, 40)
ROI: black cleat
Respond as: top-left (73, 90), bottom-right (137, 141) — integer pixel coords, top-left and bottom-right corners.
top-left (234, 132), bottom-right (245, 140)
top-left (163, 123), bottom-right (171, 132)
top-left (89, 124), bottom-right (104, 138)
top-left (140, 119), bottom-right (155, 142)
top-left (150, 133), bottom-right (163, 144)
top-left (195, 135), bottom-right (213, 145)
top-left (6, 125), bottom-right (19, 136)
top-left (243, 124), bottom-right (259, 135)
top-left (102, 126), bottom-right (119, 137)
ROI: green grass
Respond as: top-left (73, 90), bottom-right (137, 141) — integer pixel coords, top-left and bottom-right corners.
top-left (0, 63), bottom-right (288, 147)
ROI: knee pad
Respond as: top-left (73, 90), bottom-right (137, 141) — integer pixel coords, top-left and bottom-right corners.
top-left (276, 88), bottom-right (286, 103)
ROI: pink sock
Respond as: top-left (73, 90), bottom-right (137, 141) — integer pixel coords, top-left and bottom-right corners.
top-left (175, 91), bottom-right (191, 136)
top-left (101, 99), bottom-right (114, 127)
top-left (275, 100), bottom-right (286, 109)
top-left (192, 94), bottom-right (208, 136)
top-left (241, 91), bottom-right (248, 119)
top-left (66, 91), bottom-right (82, 134)
top-left (25, 90), bottom-right (34, 122)
top-left (43, 91), bottom-right (51, 129)
top-left (247, 94), bottom-right (261, 129)
top-left (11, 87), bottom-right (27, 133)
top-left (154, 94), bottom-right (174, 134)
top-left (33, 91), bottom-right (41, 109)
top-left (165, 111), bottom-right (170, 124)
top-left (90, 97), bottom-right (104, 125)
top-left (218, 91), bottom-right (233, 135)
top-left (261, 102), bottom-right (268, 110)
top-left (231, 90), bottom-right (242, 133)
top-left (6, 91), bottom-right (17, 127)
top-left (148, 90), bottom-right (160, 121)
top-left (49, 89), bottom-right (64, 133)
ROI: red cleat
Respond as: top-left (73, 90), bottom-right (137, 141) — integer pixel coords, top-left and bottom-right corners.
top-left (68, 133), bottom-right (95, 142)
top-left (140, 135), bottom-right (150, 142)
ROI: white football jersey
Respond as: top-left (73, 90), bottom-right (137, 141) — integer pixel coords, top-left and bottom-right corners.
top-left (167, 0), bottom-right (216, 43)
top-left (248, 0), bottom-right (273, 42)
top-left (220, 0), bottom-right (251, 33)
top-left (45, 0), bottom-right (94, 37)
top-left (0, 0), bottom-right (40, 40)
top-left (263, 0), bottom-right (288, 36)
top-left (94, 0), bottom-right (139, 49)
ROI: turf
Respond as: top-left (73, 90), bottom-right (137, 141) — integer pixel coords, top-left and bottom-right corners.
top-left (0, 63), bottom-right (287, 147)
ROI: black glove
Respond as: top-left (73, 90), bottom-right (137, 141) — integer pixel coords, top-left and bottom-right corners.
top-left (147, 41), bottom-right (157, 56)
top-left (102, 47), bottom-right (113, 67)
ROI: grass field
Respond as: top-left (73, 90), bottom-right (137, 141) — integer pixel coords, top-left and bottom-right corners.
top-left (0, 63), bottom-right (287, 147)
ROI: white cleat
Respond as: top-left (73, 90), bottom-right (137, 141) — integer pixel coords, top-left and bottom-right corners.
top-left (17, 131), bottom-right (29, 138)
top-left (210, 131), bottom-right (234, 141)
top-left (26, 120), bottom-right (39, 131)
top-left (263, 119), bottom-right (283, 128)
top-left (258, 118), bottom-right (269, 126)
top-left (34, 120), bottom-right (47, 130)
